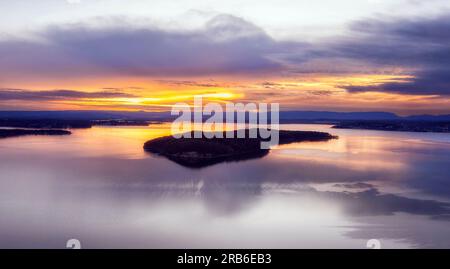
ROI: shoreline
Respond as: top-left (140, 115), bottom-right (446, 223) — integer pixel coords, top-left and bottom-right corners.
top-left (0, 129), bottom-right (72, 139)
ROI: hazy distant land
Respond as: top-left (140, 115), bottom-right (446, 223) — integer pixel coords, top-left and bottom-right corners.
top-left (0, 111), bottom-right (449, 133)
top-left (333, 121), bottom-right (450, 133)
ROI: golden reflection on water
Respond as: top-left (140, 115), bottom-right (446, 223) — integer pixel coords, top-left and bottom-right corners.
top-left (271, 136), bottom-right (409, 171)
top-left (0, 123), bottom-right (174, 159)
top-left (269, 124), bottom-right (450, 174)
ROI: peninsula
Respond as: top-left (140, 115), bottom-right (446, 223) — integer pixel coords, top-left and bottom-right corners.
top-left (0, 129), bottom-right (71, 139)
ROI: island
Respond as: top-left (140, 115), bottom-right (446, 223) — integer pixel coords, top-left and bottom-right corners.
top-left (144, 129), bottom-right (337, 168)
top-left (0, 129), bottom-right (71, 139)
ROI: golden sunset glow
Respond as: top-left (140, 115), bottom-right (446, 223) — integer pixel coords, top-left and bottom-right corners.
top-left (6, 73), bottom-right (445, 115)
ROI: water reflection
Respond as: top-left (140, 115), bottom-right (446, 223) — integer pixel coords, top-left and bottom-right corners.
top-left (0, 124), bottom-right (449, 248)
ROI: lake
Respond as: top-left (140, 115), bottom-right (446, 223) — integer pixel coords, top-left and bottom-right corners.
top-left (0, 124), bottom-right (449, 248)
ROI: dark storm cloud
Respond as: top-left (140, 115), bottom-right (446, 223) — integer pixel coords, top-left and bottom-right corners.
top-left (330, 16), bottom-right (450, 95)
top-left (0, 88), bottom-right (135, 101)
top-left (344, 69), bottom-right (450, 95)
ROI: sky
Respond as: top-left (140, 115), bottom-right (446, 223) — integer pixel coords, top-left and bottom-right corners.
top-left (0, 0), bottom-right (450, 114)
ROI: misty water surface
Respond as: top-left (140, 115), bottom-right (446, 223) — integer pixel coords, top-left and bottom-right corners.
top-left (0, 124), bottom-right (449, 248)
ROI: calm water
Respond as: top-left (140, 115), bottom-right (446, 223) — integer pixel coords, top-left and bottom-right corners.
top-left (0, 124), bottom-right (449, 248)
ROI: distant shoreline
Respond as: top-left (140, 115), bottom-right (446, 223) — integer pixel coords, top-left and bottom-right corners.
top-left (0, 117), bottom-right (449, 134)
top-left (0, 129), bottom-right (71, 139)
top-left (332, 121), bottom-right (450, 133)
top-left (0, 119), bottom-right (152, 129)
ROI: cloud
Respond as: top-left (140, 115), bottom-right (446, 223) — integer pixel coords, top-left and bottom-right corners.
top-left (328, 15), bottom-right (450, 95)
top-left (1, 13), bottom-right (450, 97)
top-left (0, 15), bottom-right (284, 81)
top-left (0, 88), bottom-right (135, 101)
top-left (344, 70), bottom-right (450, 95)
top-left (66, 0), bottom-right (81, 4)
top-left (156, 80), bottom-right (226, 88)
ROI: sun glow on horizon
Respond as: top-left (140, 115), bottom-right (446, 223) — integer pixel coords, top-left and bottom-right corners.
top-left (2, 74), bottom-right (449, 115)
